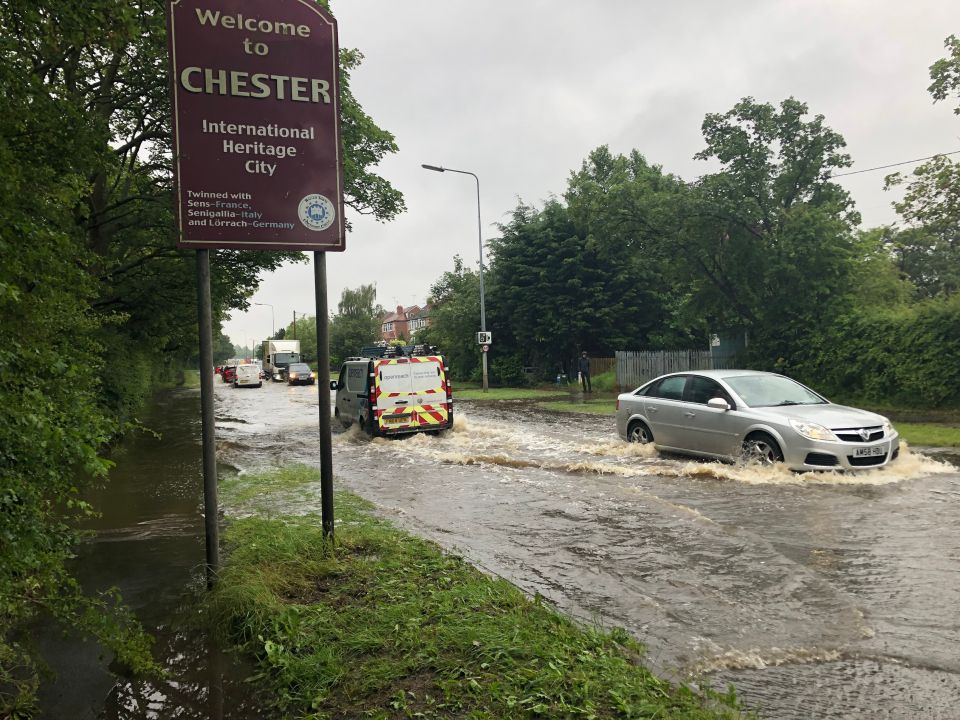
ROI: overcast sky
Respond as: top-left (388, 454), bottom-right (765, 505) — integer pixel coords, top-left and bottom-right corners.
top-left (223, 0), bottom-right (960, 349)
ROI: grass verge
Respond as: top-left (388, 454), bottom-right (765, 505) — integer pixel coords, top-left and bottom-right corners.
top-left (206, 466), bottom-right (744, 719)
top-left (893, 422), bottom-right (960, 447)
top-left (454, 387), bottom-right (566, 401)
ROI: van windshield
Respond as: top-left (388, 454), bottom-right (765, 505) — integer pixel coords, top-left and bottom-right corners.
top-left (273, 352), bottom-right (299, 365)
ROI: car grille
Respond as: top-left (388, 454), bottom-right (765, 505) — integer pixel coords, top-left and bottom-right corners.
top-left (834, 427), bottom-right (884, 443)
top-left (847, 453), bottom-right (888, 467)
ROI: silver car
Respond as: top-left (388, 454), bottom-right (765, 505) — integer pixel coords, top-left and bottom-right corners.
top-left (616, 370), bottom-right (899, 471)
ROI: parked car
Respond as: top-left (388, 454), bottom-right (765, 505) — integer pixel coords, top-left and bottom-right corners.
top-left (233, 364), bottom-right (262, 388)
top-left (221, 365), bottom-right (237, 384)
top-left (286, 363), bottom-right (316, 386)
top-left (616, 370), bottom-right (899, 471)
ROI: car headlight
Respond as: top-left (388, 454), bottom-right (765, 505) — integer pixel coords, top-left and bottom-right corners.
top-left (789, 418), bottom-right (838, 442)
top-left (881, 418), bottom-right (894, 436)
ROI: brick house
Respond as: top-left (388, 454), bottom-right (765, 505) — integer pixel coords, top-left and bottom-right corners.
top-left (381, 303), bottom-right (431, 342)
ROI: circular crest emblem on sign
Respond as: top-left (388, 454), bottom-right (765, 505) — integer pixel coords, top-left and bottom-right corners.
top-left (298, 194), bottom-right (336, 231)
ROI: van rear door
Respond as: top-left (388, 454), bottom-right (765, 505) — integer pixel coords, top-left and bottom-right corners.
top-left (374, 356), bottom-right (450, 433)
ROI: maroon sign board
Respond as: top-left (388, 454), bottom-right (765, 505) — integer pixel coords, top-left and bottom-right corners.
top-left (167, 0), bottom-right (345, 251)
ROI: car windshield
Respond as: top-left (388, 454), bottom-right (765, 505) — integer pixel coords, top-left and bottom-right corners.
top-left (289, 364), bottom-right (311, 373)
top-left (723, 374), bottom-right (826, 408)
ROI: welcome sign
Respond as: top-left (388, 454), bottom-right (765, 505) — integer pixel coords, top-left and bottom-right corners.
top-left (167, 0), bottom-right (345, 251)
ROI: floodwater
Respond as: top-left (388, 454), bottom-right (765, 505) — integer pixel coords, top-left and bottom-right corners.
top-left (219, 379), bottom-right (960, 720)
top-left (37, 378), bottom-right (960, 719)
top-left (36, 388), bottom-right (264, 720)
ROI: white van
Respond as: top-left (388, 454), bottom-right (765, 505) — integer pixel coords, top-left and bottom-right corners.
top-left (233, 363), bottom-right (262, 388)
top-left (332, 351), bottom-right (452, 436)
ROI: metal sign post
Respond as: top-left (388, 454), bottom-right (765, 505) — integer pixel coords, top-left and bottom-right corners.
top-left (168, 0), bottom-right (346, 578)
top-left (196, 250), bottom-right (219, 587)
top-left (315, 253), bottom-right (334, 537)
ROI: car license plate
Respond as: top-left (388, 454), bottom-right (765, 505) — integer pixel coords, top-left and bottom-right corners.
top-left (854, 445), bottom-right (886, 457)
top-left (382, 415), bottom-right (409, 425)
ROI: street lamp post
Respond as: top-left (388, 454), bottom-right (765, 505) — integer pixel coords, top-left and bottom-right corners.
top-left (253, 302), bottom-right (275, 338)
top-left (421, 163), bottom-right (489, 392)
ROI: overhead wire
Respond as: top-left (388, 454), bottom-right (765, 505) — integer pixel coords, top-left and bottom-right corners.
top-left (830, 150), bottom-right (960, 178)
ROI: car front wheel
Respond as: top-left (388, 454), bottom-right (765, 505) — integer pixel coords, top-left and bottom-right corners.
top-left (627, 420), bottom-right (653, 444)
top-left (740, 432), bottom-right (784, 466)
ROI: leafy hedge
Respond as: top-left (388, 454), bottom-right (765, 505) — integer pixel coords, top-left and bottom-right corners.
top-left (791, 296), bottom-right (960, 407)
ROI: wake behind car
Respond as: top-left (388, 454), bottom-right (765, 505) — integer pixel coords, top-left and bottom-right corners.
top-left (616, 370), bottom-right (899, 471)
top-left (286, 363), bottom-right (316, 386)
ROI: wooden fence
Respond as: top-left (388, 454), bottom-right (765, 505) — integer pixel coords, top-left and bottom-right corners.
top-left (615, 350), bottom-right (737, 390)
top-left (590, 357), bottom-right (615, 376)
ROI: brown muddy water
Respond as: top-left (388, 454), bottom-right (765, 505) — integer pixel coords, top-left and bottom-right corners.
top-left (40, 379), bottom-right (960, 719)
top-left (36, 388), bottom-right (264, 719)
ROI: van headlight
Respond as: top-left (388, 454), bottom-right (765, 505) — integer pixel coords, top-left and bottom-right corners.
top-left (789, 418), bottom-right (838, 441)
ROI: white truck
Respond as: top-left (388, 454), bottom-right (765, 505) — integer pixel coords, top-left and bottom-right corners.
top-left (262, 339), bottom-right (302, 381)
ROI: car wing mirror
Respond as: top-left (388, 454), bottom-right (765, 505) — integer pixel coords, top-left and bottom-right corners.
top-left (330, 381), bottom-right (338, 390)
top-left (707, 397), bottom-right (730, 411)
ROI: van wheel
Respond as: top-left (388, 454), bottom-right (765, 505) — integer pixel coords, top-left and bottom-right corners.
top-left (366, 415), bottom-right (380, 438)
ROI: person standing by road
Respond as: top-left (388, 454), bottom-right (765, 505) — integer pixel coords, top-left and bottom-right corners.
top-left (578, 351), bottom-right (592, 393)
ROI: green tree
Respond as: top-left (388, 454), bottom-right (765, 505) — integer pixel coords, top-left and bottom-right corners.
top-left (928, 34), bottom-right (960, 114)
top-left (419, 257), bottom-right (482, 382)
top-left (488, 198), bottom-right (653, 373)
top-left (883, 36), bottom-right (960, 297)
top-left (283, 315), bottom-right (317, 364)
top-left (563, 146), bottom-right (705, 348)
top-left (329, 284), bottom-right (384, 367)
top-left (0, 0), bottom-right (406, 711)
top-left (685, 97), bottom-right (861, 367)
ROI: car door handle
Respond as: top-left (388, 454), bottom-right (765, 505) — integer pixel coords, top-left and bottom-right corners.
top-left (684, 411), bottom-right (696, 417)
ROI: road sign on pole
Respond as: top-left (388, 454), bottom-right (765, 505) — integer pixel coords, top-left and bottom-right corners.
top-left (481, 344), bottom-right (489, 353)
top-left (167, 0), bottom-right (345, 251)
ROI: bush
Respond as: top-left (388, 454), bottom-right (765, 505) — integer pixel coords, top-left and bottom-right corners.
top-left (490, 353), bottom-right (527, 386)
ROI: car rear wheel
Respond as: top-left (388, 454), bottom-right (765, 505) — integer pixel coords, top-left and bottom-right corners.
top-left (627, 420), bottom-right (653, 444)
top-left (741, 432), bottom-right (784, 466)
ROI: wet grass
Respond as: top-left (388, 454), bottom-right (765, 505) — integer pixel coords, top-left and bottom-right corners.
top-left (219, 465), bottom-right (321, 503)
top-left (207, 465), bottom-right (745, 719)
top-left (893, 422), bottom-right (960, 447)
top-left (454, 387), bottom-right (566, 401)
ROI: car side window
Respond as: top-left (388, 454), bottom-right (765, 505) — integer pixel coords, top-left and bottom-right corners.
top-left (683, 376), bottom-right (733, 406)
top-left (337, 366), bottom-right (347, 388)
top-left (648, 375), bottom-right (686, 400)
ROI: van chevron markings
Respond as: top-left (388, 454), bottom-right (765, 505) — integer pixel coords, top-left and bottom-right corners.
top-left (167, 0), bottom-right (345, 251)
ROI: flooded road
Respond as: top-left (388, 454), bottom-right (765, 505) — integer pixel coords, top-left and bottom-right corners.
top-left (219, 379), bottom-right (960, 719)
